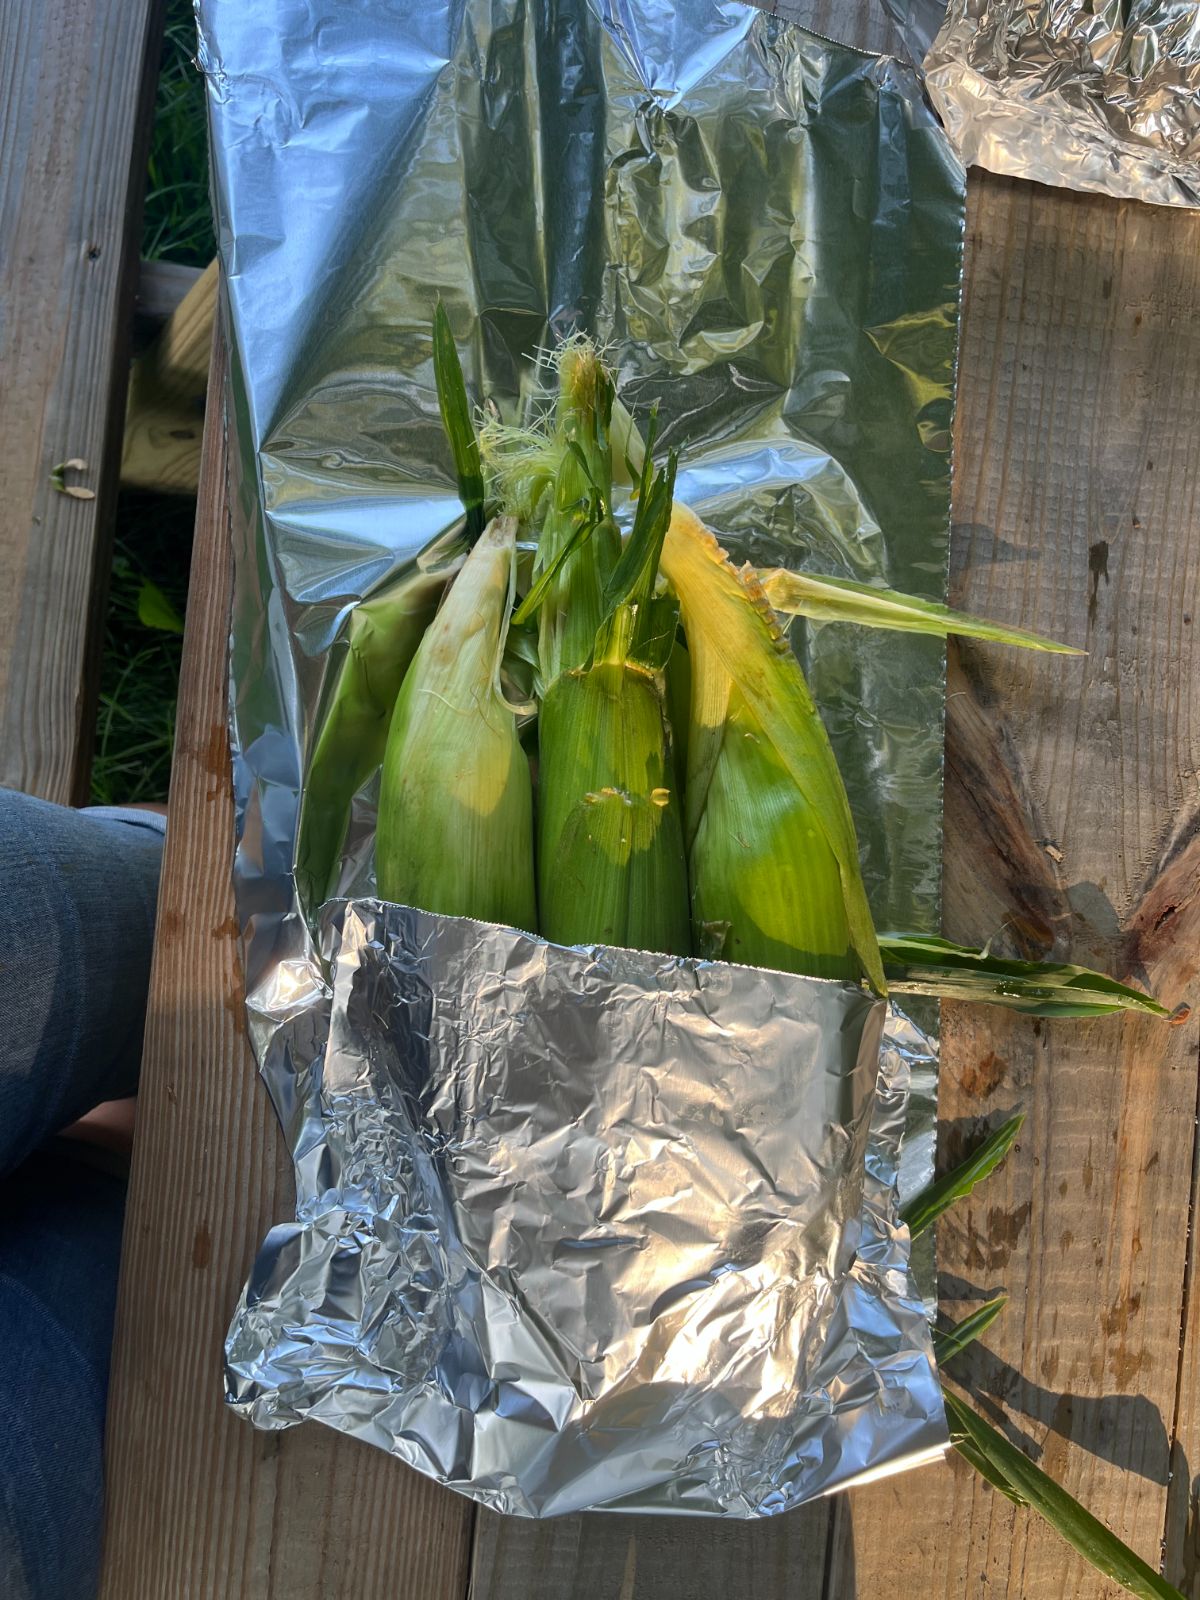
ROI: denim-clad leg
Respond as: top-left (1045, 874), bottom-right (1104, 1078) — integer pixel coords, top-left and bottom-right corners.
top-left (0, 790), bottom-right (164, 1600)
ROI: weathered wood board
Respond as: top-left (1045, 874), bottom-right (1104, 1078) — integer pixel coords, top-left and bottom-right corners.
top-left (0, 0), bottom-right (164, 803)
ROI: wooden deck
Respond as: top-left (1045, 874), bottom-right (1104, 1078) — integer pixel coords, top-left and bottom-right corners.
top-left (98, 6), bottom-right (1200, 1599)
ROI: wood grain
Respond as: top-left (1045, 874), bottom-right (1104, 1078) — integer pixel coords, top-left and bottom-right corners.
top-left (99, 330), bottom-right (476, 1599)
top-left (836, 175), bottom-right (1200, 1598)
top-left (0, 0), bottom-right (164, 803)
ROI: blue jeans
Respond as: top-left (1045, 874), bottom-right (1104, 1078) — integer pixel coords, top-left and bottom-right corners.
top-left (0, 791), bottom-right (164, 1600)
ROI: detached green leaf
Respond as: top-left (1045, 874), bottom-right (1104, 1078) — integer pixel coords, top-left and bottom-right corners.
top-left (758, 569), bottom-right (1084, 655)
top-left (901, 1112), bottom-right (1024, 1239)
top-left (880, 933), bottom-right (1168, 1019)
top-left (953, 1429), bottom-right (1028, 1506)
top-left (136, 579), bottom-right (185, 634)
top-left (433, 301), bottom-right (485, 541)
top-left (933, 1295), bottom-right (1008, 1368)
top-left (943, 1392), bottom-right (1185, 1600)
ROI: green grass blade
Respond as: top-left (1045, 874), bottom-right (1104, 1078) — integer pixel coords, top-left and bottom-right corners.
top-left (942, 1392), bottom-right (1185, 1600)
top-left (759, 569), bottom-right (1083, 655)
top-left (433, 301), bottom-right (485, 540)
top-left (880, 932), bottom-right (1168, 1018)
top-left (901, 1112), bottom-right (1025, 1238)
top-left (933, 1295), bottom-right (1008, 1367)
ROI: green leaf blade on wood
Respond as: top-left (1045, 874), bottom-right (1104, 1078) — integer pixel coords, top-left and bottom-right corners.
top-left (880, 932), bottom-right (1168, 1019)
top-left (942, 1392), bottom-right (1185, 1600)
top-left (933, 1295), bottom-right (1008, 1368)
top-left (901, 1111), bottom-right (1025, 1239)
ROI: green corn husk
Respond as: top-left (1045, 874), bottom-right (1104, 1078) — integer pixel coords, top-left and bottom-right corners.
top-left (375, 515), bottom-right (536, 930)
top-left (295, 567), bottom-right (451, 913)
top-left (757, 567), bottom-right (1084, 655)
top-left (297, 304), bottom-right (488, 914)
top-left (491, 341), bottom-right (689, 955)
top-left (537, 658), bottom-right (689, 951)
top-left (688, 677), bottom-right (854, 978)
top-left (658, 499), bottom-right (884, 991)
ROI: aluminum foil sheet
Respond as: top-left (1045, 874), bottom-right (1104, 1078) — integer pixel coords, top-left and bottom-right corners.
top-left (889, 0), bottom-right (1200, 207)
top-left (226, 902), bottom-right (948, 1514)
top-left (199, 0), bottom-right (965, 1514)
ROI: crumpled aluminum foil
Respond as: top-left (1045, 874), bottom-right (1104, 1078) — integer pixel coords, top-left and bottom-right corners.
top-left (199, 0), bottom-right (965, 1515)
top-left (226, 902), bottom-right (948, 1514)
top-left (887, 0), bottom-right (1200, 208)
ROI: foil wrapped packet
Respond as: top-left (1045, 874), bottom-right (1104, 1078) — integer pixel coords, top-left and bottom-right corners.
top-left (203, 0), bottom-right (965, 1515)
top-left (227, 903), bottom-right (947, 1514)
top-left (885, 0), bottom-right (1200, 208)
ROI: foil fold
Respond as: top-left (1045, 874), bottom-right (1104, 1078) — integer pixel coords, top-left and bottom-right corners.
top-left (226, 902), bottom-right (948, 1515)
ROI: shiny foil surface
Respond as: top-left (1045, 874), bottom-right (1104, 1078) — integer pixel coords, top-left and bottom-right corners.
top-left (895, 0), bottom-right (1200, 207)
top-left (200, 0), bottom-right (965, 1514)
top-left (225, 903), bottom-right (948, 1514)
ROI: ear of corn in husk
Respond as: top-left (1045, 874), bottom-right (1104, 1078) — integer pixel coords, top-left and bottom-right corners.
top-left (295, 565), bottom-right (452, 912)
top-left (375, 514), bottom-right (536, 931)
top-left (660, 503), bottom-right (877, 987)
top-left (610, 396), bottom-right (883, 986)
top-left (299, 305), bottom-right (489, 914)
top-left (494, 345), bottom-right (689, 954)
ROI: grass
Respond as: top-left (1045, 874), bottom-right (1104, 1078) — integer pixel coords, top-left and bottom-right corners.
top-left (141, 1), bottom-right (216, 269)
top-left (91, 0), bottom-right (214, 805)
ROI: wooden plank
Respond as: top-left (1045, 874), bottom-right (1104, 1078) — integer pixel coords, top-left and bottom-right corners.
top-left (122, 256), bottom-right (216, 493)
top-left (835, 176), bottom-right (1200, 1596)
top-left (99, 329), bottom-right (476, 1600)
top-left (775, 0), bottom-right (903, 54)
top-left (0, 0), bottom-right (164, 804)
top-left (471, 1504), bottom-right (834, 1600)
